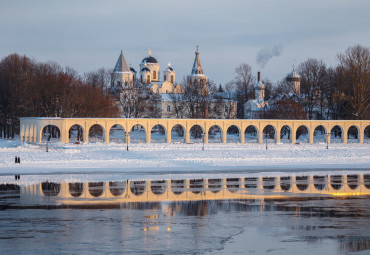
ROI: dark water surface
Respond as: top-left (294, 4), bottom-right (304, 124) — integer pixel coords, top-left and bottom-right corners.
top-left (0, 195), bottom-right (369, 254)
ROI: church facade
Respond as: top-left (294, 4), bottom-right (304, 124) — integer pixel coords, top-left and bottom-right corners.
top-left (111, 48), bottom-right (237, 119)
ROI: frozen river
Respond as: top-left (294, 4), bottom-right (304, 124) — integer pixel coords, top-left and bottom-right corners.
top-left (0, 195), bottom-right (369, 254)
top-left (1, 171), bottom-right (370, 255)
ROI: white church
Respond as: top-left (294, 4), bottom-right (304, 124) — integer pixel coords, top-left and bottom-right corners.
top-left (110, 48), bottom-right (221, 118)
top-left (244, 70), bottom-right (302, 119)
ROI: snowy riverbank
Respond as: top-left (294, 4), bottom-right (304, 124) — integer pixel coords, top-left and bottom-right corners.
top-left (0, 138), bottom-right (369, 179)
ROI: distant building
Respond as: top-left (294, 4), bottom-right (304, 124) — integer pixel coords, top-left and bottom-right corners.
top-left (244, 72), bottom-right (269, 119)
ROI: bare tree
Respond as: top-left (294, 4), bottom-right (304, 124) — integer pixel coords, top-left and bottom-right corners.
top-left (231, 63), bottom-right (255, 118)
top-left (297, 58), bottom-right (327, 119)
top-left (337, 44), bottom-right (370, 120)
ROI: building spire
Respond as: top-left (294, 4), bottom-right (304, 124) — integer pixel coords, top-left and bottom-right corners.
top-left (191, 46), bottom-right (204, 75)
top-left (113, 50), bottom-right (130, 73)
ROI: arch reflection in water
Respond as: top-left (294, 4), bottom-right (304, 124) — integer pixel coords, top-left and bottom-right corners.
top-left (314, 176), bottom-right (326, 190)
top-left (42, 182), bottom-right (60, 196)
top-left (151, 180), bottom-right (167, 195)
top-left (89, 182), bottom-right (104, 197)
top-left (190, 179), bottom-right (204, 194)
top-left (263, 177), bottom-right (275, 190)
top-left (226, 178), bottom-right (240, 193)
top-left (346, 175), bottom-right (359, 190)
top-left (208, 179), bottom-right (222, 193)
top-left (19, 173), bottom-right (370, 205)
top-left (69, 183), bottom-right (83, 197)
top-left (364, 175), bottom-right (370, 189)
top-left (244, 177), bottom-right (258, 189)
top-left (130, 181), bottom-right (146, 196)
top-left (296, 176), bottom-right (309, 191)
top-left (171, 180), bottom-right (185, 195)
top-left (330, 175), bottom-right (343, 190)
top-left (280, 177), bottom-right (291, 191)
top-left (109, 181), bottom-right (126, 196)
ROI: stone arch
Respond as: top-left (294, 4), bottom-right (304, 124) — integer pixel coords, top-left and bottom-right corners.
top-left (263, 177), bottom-right (275, 190)
top-left (150, 124), bottom-right (166, 143)
top-left (109, 181), bottom-right (126, 196)
top-left (226, 125), bottom-right (240, 143)
top-left (69, 124), bottom-right (84, 143)
top-left (244, 177), bottom-right (258, 189)
top-left (330, 125), bottom-right (343, 143)
top-left (296, 176), bottom-right (309, 191)
top-left (41, 182), bottom-right (60, 196)
top-left (280, 125), bottom-right (292, 143)
top-left (313, 176), bottom-right (326, 190)
top-left (151, 180), bottom-right (167, 195)
top-left (226, 178), bottom-right (240, 193)
top-left (245, 125), bottom-right (258, 143)
top-left (208, 179), bottom-right (222, 193)
top-left (129, 124), bottom-right (146, 143)
top-left (88, 182), bottom-right (104, 197)
top-left (347, 125), bottom-right (359, 143)
top-left (130, 181), bottom-right (146, 196)
top-left (189, 124), bottom-right (205, 143)
top-left (296, 125), bottom-right (309, 143)
top-left (208, 125), bottom-right (222, 143)
top-left (313, 125), bottom-right (327, 143)
top-left (330, 175), bottom-right (343, 190)
top-left (40, 125), bottom-right (61, 143)
top-left (89, 124), bottom-right (105, 143)
top-left (280, 176), bottom-right (291, 191)
top-left (69, 183), bottom-right (83, 197)
top-left (109, 124), bottom-right (126, 143)
top-left (170, 124), bottom-right (185, 143)
top-left (190, 179), bottom-right (204, 194)
top-left (347, 175), bottom-right (359, 190)
top-left (262, 125), bottom-right (276, 142)
top-left (171, 180), bottom-right (185, 195)
top-left (364, 126), bottom-right (370, 143)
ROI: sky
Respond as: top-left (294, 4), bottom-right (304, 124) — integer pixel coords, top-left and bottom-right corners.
top-left (1, 0), bottom-right (369, 85)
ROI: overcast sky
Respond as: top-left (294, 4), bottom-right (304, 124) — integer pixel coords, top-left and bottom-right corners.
top-left (1, 0), bottom-right (369, 85)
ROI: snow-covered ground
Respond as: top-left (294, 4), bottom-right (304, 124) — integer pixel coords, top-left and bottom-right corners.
top-left (0, 136), bottom-right (369, 185)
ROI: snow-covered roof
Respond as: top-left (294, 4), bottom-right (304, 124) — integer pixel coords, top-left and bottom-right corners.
top-left (288, 70), bottom-right (300, 79)
top-left (254, 80), bottom-right (265, 90)
top-left (190, 49), bottom-right (205, 76)
top-left (113, 50), bottom-right (131, 74)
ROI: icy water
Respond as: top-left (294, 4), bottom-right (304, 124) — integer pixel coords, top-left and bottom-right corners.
top-left (0, 198), bottom-right (369, 254)
top-left (1, 173), bottom-right (370, 255)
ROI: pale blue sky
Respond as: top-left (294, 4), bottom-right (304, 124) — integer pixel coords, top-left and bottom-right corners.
top-left (1, 0), bottom-right (369, 84)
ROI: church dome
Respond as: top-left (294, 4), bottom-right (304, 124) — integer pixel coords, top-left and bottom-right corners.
top-left (142, 56), bottom-right (158, 64)
top-left (130, 67), bottom-right (136, 73)
top-left (288, 70), bottom-right (300, 79)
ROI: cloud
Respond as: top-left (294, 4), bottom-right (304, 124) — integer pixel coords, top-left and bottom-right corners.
top-left (256, 45), bottom-right (283, 68)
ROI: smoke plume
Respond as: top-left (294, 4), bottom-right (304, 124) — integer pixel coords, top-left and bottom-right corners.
top-left (256, 45), bottom-right (283, 68)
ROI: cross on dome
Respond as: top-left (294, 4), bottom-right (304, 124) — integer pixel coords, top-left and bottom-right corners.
top-left (148, 48), bottom-right (152, 56)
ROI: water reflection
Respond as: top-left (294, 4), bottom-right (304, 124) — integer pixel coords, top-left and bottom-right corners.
top-left (0, 172), bottom-right (370, 254)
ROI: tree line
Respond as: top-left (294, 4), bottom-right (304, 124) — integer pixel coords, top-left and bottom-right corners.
top-left (227, 44), bottom-right (370, 120)
top-left (0, 54), bottom-right (119, 138)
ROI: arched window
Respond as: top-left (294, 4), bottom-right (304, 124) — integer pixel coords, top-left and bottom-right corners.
top-left (167, 105), bottom-right (171, 112)
top-left (164, 75), bottom-right (167, 81)
top-left (170, 75), bottom-right (174, 83)
top-left (147, 75), bottom-right (150, 83)
top-left (153, 71), bottom-right (156, 80)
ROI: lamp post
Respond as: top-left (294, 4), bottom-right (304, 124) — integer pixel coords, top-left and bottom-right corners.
top-left (265, 130), bottom-right (268, 150)
top-left (325, 132), bottom-right (329, 149)
top-left (202, 132), bottom-right (205, 151)
top-left (126, 131), bottom-right (130, 151)
top-left (45, 132), bottom-right (50, 152)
